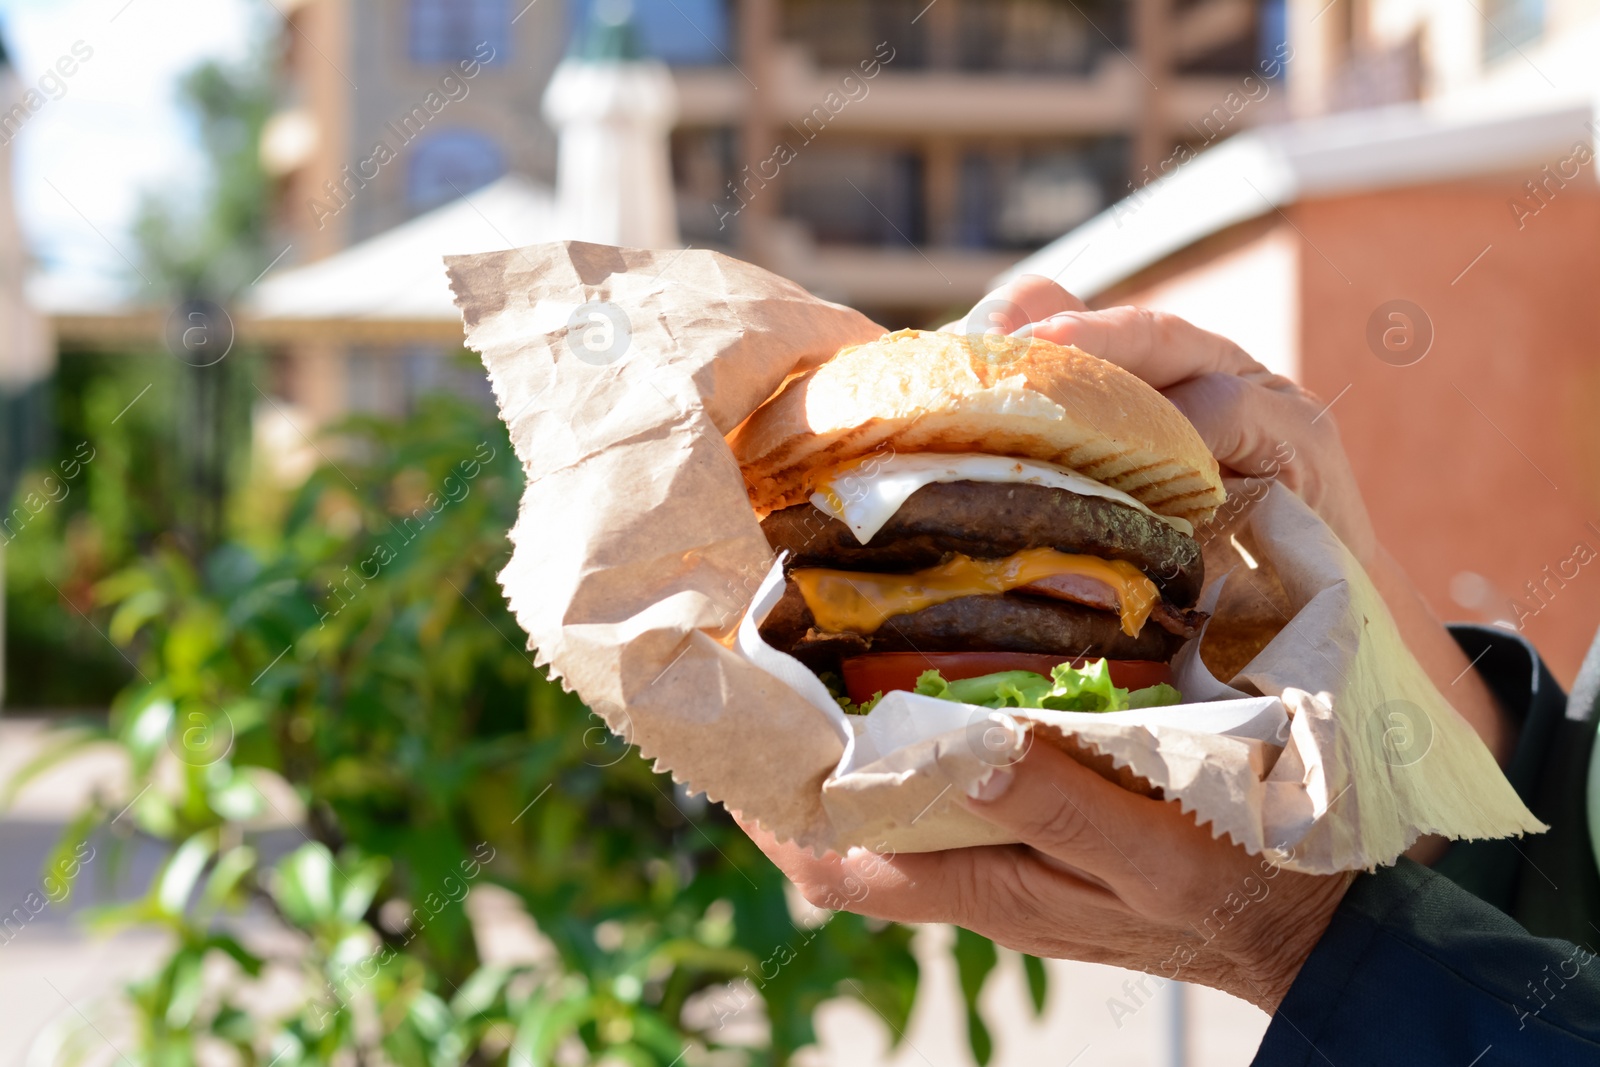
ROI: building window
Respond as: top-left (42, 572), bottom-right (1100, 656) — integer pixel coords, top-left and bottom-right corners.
top-left (407, 130), bottom-right (505, 208)
top-left (957, 142), bottom-right (1122, 249)
top-left (410, 0), bottom-right (510, 65)
top-left (1483, 0), bottom-right (1544, 64)
top-left (781, 148), bottom-right (925, 247)
top-left (569, 0), bottom-right (730, 65)
top-left (1257, 0), bottom-right (1289, 76)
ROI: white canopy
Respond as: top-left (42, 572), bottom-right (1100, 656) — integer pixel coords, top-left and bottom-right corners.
top-left (245, 174), bottom-right (557, 341)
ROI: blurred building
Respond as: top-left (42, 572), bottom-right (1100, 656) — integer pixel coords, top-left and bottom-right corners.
top-left (1, 24), bottom-right (57, 709)
top-left (0, 27), bottom-right (53, 510)
top-left (1286, 0), bottom-right (1589, 118)
top-left (1006, 0), bottom-right (1600, 683)
top-left (259, 0), bottom-right (1289, 418)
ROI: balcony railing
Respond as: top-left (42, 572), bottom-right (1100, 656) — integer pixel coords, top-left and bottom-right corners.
top-left (781, 0), bottom-right (1127, 74)
top-left (1329, 37), bottom-right (1423, 113)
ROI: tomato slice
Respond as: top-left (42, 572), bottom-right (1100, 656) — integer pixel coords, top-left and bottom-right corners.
top-left (840, 652), bottom-right (1172, 705)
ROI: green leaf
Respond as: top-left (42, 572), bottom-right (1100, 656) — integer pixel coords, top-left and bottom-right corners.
top-left (81, 896), bottom-right (164, 935)
top-left (909, 660), bottom-right (1183, 713)
top-left (835, 690), bottom-right (884, 716)
top-left (513, 986), bottom-right (595, 1067)
top-left (336, 854), bottom-right (390, 923)
top-left (108, 586), bottom-right (166, 646)
top-left (210, 1002), bottom-right (256, 1044)
top-left (265, 1032), bottom-right (306, 1067)
top-left (330, 930), bottom-right (377, 973)
top-left (449, 965), bottom-right (513, 1020)
top-left (165, 946), bottom-right (205, 1029)
top-left (198, 932), bottom-right (264, 978)
top-left (165, 604), bottom-right (226, 677)
top-left (1127, 682), bottom-right (1184, 709)
top-left (913, 669), bottom-right (949, 698)
top-left (208, 772), bottom-right (266, 821)
top-left (198, 845), bottom-right (258, 915)
top-left (953, 928), bottom-right (998, 1066)
top-left (1039, 659), bottom-right (1126, 711)
top-left (39, 805), bottom-right (100, 907)
top-left (273, 842), bottom-right (337, 927)
top-left (0, 726), bottom-right (109, 810)
top-left (158, 831), bottom-right (217, 917)
top-left (132, 788), bottom-right (181, 839)
top-left (405, 990), bottom-right (452, 1040)
top-left (1022, 954), bottom-right (1048, 1017)
top-left (123, 695), bottom-right (175, 771)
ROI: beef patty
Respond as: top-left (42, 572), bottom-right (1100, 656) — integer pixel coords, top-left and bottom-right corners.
top-left (761, 480), bottom-right (1203, 604)
top-left (759, 582), bottom-right (1186, 668)
top-left (755, 479), bottom-right (1206, 671)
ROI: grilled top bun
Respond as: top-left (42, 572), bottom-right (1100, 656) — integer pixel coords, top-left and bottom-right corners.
top-left (728, 329), bottom-right (1225, 526)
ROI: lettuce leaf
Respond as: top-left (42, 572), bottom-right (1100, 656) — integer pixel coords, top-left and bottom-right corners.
top-left (820, 671), bottom-right (886, 715)
top-left (912, 660), bottom-right (1182, 713)
top-left (836, 690), bottom-right (884, 716)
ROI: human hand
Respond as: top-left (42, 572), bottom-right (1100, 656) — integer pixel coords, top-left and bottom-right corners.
top-left (945, 274), bottom-right (1378, 567)
top-left (944, 276), bottom-right (1512, 769)
top-left (735, 739), bottom-right (1354, 1013)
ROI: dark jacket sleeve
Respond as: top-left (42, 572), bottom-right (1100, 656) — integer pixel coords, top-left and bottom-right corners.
top-left (1252, 859), bottom-right (1600, 1066)
top-left (1431, 625), bottom-right (1600, 942)
top-left (1252, 624), bottom-right (1600, 1065)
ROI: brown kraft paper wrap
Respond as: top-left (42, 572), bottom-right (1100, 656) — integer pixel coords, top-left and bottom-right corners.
top-left (448, 240), bottom-right (1544, 873)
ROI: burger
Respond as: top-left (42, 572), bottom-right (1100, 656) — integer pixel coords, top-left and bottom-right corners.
top-left (728, 329), bottom-right (1225, 713)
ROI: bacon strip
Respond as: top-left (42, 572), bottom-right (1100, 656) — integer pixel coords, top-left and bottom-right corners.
top-left (1149, 600), bottom-right (1210, 639)
top-left (1016, 573), bottom-right (1121, 614)
top-left (1016, 574), bottom-right (1208, 638)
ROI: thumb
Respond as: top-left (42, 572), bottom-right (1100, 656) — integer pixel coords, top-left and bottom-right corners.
top-left (1160, 372), bottom-right (1305, 485)
top-left (957, 739), bottom-right (1184, 901)
top-left (941, 274), bottom-right (1088, 334)
top-left (1161, 373), bottom-right (1377, 562)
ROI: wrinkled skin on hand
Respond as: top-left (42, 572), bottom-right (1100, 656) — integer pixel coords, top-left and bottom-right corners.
top-left (736, 740), bottom-right (1354, 1013)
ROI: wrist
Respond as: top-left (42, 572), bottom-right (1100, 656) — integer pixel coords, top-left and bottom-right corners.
top-left (1230, 869), bottom-right (1355, 1013)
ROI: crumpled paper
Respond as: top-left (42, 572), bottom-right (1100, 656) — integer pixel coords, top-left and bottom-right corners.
top-left (448, 240), bottom-right (1544, 873)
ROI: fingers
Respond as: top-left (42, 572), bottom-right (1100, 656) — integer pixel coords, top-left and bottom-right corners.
top-left (1023, 306), bottom-right (1266, 388)
top-left (996, 275), bottom-right (1090, 329)
top-left (732, 811), bottom-right (847, 886)
top-left (956, 740), bottom-right (1205, 905)
top-left (734, 807), bottom-right (1114, 929)
top-left (940, 275), bottom-right (1088, 335)
top-left (1162, 372), bottom-right (1314, 483)
top-left (1161, 373), bottom-right (1376, 560)
top-left (807, 844), bottom-right (1119, 933)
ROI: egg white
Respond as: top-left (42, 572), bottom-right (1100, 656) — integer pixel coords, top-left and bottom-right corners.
top-left (810, 452), bottom-right (1194, 545)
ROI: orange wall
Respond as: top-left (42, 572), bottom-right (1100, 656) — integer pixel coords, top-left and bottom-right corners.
top-left (1294, 181), bottom-right (1600, 685)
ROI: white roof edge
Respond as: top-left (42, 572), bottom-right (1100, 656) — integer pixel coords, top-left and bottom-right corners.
top-left (246, 173), bottom-right (556, 323)
top-left (997, 98), bottom-right (1598, 300)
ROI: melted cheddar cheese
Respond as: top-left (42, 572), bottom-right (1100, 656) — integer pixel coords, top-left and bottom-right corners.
top-left (791, 548), bottom-right (1159, 638)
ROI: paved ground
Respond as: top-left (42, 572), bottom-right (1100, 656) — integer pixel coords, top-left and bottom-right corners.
top-left (0, 717), bottom-right (1268, 1066)
top-left (804, 925), bottom-right (1270, 1067)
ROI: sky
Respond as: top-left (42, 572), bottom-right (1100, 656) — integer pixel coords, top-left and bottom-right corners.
top-left (1, 0), bottom-right (259, 305)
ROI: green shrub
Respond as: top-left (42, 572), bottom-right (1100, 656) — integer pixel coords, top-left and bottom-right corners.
top-left (17, 394), bottom-right (961, 1066)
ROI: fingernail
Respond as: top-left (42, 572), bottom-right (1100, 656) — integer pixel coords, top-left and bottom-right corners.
top-left (965, 767), bottom-right (1013, 803)
top-left (1008, 323), bottom-right (1034, 338)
